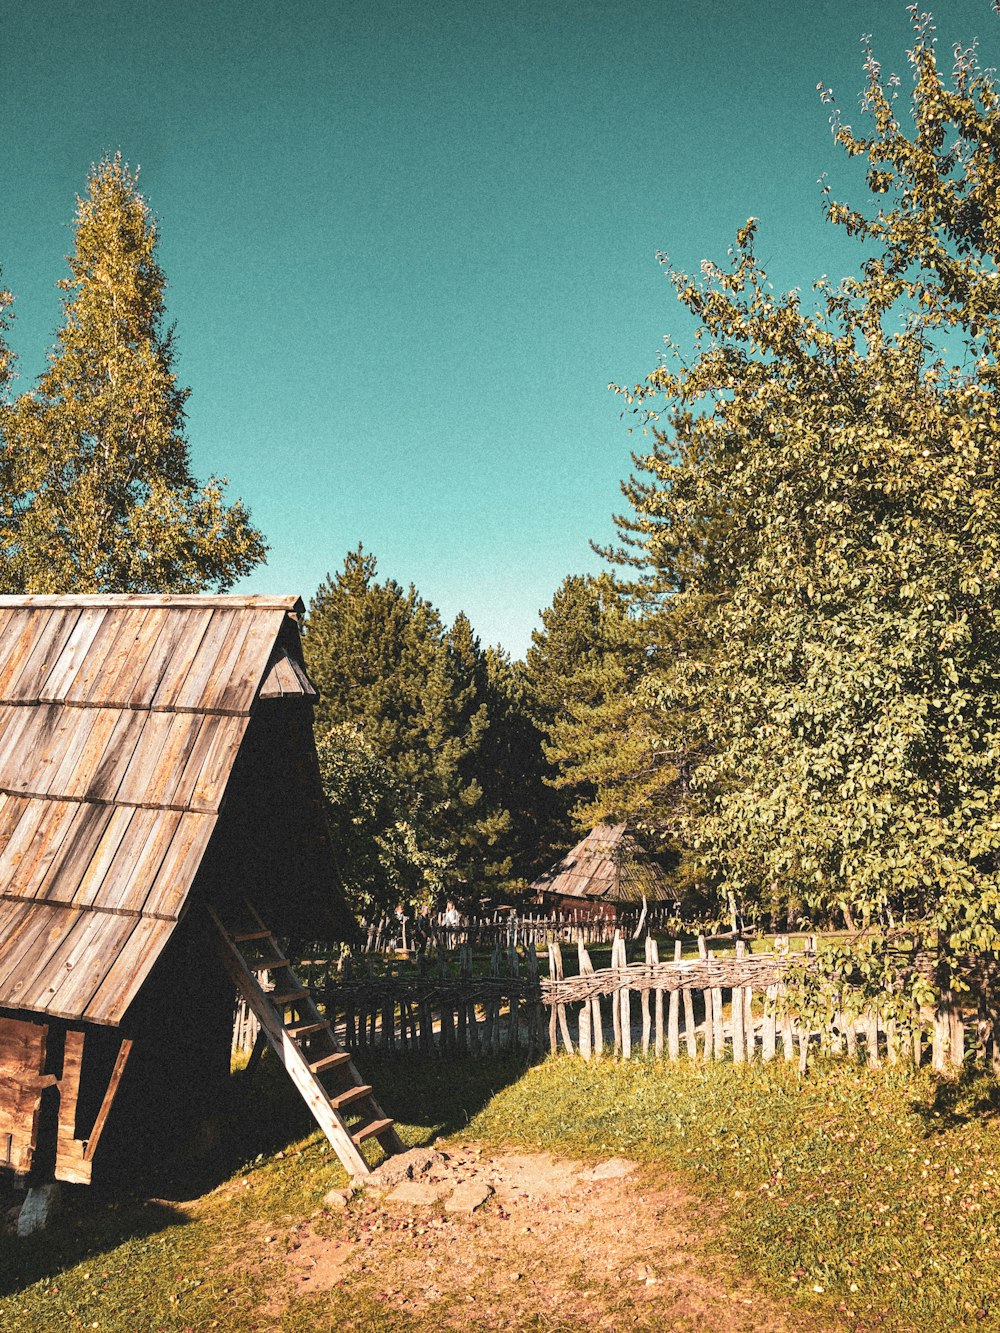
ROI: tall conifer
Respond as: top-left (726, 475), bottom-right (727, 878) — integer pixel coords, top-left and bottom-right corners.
top-left (6, 155), bottom-right (265, 592)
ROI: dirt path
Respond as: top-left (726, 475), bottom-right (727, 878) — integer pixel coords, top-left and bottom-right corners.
top-left (243, 1145), bottom-right (835, 1332)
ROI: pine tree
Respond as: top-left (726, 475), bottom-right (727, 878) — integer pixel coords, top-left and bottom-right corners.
top-left (305, 548), bottom-right (514, 902)
top-left (5, 156), bottom-right (265, 592)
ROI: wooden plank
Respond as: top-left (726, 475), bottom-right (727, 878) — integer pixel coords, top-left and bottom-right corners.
top-left (190, 715), bottom-right (249, 811)
top-left (54, 1029), bottom-right (90, 1185)
top-left (78, 708), bottom-right (148, 803)
top-left (69, 806), bottom-right (140, 908)
top-left (218, 610), bottom-right (289, 712)
top-left (0, 607), bottom-right (21, 668)
top-left (99, 608), bottom-right (167, 708)
top-left (62, 607), bottom-right (137, 703)
top-left (189, 610), bottom-right (258, 713)
top-left (0, 1015), bottom-right (48, 1173)
top-left (58, 707), bottom-right (125, 799)
top-left (259, 653), bottom-right (300, 698)
top-left (162, 714), bottom-right (221, 807)
top-left (0, 611), bottom-right (65, 701)
top-left (170, 608), bottom-right (240, 711)
top-left (148, 607), bottom-right (215, 710)
top-left (34, 802), bottom-right (116, 905)
top-left (0, 799), bottom-right (54, 897)
top-left (39, 706), bottom-right (105, 798)
top-left (18, 705), bottom-right (88, 797)
top-left (0, 904), bottom-right (83, 1009)
top-left (38, 910), bottom-right (140, 1019)
top-left (7, 799), bottom-right (81, 901)
top-left (127, 612), bottom-right (188, 709)
top-left (104, 809), bottom-right (182, 916)
top-left (113, 712), bottom-right (177, 805)
top-left (79, 607), bottom-right (154, 705)
top-left (89, 807), bottom-right (168, 914)
top-left (82, 1038), bottom-right (133, 1162)
top-left (39, 608), bottom-right (107, 701)
top-left (83, 916), bottom-right (177, 1024)
top-left (141, 811), bottom-right (216, 919)
top-left (139, 713), bottom-right (205, 808)
top-left (0, 704), bottom-right (44, 785)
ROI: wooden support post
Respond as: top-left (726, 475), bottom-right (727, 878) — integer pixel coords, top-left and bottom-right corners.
top-left (732, 942), bottom-right (745, 1064)
top-left (641, 936), bottom-right (653, 1056)
top-left (617, 935), bottom-right (632, 1060)
top-left (743, 986), bottom-right (755, 1062)
top-left (665, 941), bottom-right (679, 1061)
top-left (710, 958), bottom-right (724, 1061)
top-left (866, 1008), bottom-right (880, 1068)
top-left (547, 943), bottom-right (558, 1056)
top-left (762, 984), bottom-right (777, 1062)
top-left (83, 1038), bottom-right (134, 1167)
top-left (611, 934), bottom-right (622, 1055)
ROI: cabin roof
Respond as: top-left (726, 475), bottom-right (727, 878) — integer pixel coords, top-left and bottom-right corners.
top-left (0, 595), bottom-right (318, 1026)
top-left (530, 823), bottom-right (668, 905)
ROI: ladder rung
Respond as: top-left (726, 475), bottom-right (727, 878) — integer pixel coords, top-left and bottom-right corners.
top-left (309, 1052), bottom-right (351, 1075)
top-left (285, 1020), bottom-right (330, 1038)
top-left (330, 1084), bottom-right (373, 1111)
top-left (271, 988), bottom-right (309, 1006)
top-left (352, 1117), bottom-right (394, 1145)
top-left (261, 957), bottom-right (290, 970)
top-left (234, 930), bottom-right (272, 942)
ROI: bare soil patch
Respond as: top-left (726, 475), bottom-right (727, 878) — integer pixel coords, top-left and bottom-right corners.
top-left (249, 1145), bottom-right (835, 1331)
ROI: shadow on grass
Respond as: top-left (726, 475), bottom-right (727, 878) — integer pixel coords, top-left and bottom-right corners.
top-left (111, 1046), bottom-right (537, 1200)
top-left (911, 1065), bottom-right (1000, 1132)
top-left (361, 1049), bottom-right (536, 1144)
top-left (0, 1195), bottom-right (187, 1299)
top-left (0, 1047), bottom-right (535, 1300)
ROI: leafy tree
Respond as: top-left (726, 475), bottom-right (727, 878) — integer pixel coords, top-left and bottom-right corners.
top-left (612, 13), bottom-right (1000, 952)
top-left (316, 722), bottom-right (444, 917)
top-left (305, 547), bottom-right (513, 903)
top-left (4, 155), bottom-right (265, 592)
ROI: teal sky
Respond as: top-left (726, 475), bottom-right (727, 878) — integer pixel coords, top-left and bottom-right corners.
top-left (1, 1), bottom-right (997, 655)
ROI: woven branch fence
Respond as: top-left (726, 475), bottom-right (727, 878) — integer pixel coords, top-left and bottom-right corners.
top-left (542, 935), bottom-right (1000, 1075)
top-left (233, 930), bottom-right (1000, 1074)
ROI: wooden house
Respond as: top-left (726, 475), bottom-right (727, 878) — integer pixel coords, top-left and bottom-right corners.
top-left (530, 823), bottom-right (669, 917)
top-left (0, 594), bottom-right (399, 1189)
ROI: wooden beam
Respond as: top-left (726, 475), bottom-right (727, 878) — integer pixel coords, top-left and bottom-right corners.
top-left (82, 1037), bottom-right (134, 1164)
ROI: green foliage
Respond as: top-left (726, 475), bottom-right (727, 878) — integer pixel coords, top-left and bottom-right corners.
top-left (2, 155), bottom-right (265, 592)
top-left (306, 547), bottom-right (526, 903)
top-left (607, 15), bottom-right (1000, 953)
top-left (316, 722), bottom-right (443, 917)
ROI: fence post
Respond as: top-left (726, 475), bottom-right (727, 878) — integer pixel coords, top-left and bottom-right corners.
top-left (666, 940), bottom-right (679, 1061)
top-left (641, 936), bottom-right (653, 1056)
top-left (732, 942), bottom-right (746, 1064)
top-left (578, 937), bottom-right (592, 1061)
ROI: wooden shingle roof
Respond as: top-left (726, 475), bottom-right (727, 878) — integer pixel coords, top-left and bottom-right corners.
top-left (530, 824), bottom-right (669, 905)
top-left (0, 595), bottom-right (316, 1025)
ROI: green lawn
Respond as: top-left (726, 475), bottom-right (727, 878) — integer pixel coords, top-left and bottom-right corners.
top-left (2, 1051), bottom-right (998, 1330)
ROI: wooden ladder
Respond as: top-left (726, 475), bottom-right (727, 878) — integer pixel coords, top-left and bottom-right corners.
top-left (209, 902), bottom-right (404, 1177)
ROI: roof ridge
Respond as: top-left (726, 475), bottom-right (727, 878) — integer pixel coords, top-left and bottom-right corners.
top-left (0, 594), bottom-right (303, 611)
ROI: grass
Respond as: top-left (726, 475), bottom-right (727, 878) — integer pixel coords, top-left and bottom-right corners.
top-left (469, 1057), bottom-right (1000, 1330)
top-left (3, 1048), bottom-right (999, 1329)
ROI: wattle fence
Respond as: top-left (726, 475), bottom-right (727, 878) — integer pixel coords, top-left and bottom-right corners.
top-left (232, 930), bottom-right (1000, 1075)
